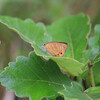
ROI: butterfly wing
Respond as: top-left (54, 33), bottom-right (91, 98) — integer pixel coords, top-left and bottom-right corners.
top-left (45, 42), bottom-right (68, 57)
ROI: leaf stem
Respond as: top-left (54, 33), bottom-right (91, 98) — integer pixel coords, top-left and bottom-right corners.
top-left (82, 78), bottom-right (88, 90)
top-left (88, 63), bottom-right (95, 87)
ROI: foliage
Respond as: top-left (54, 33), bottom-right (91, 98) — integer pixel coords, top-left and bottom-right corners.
top-left (0, 14), bottom-right (90, 76)
top-left (0, 14), bottom-right (100, 100)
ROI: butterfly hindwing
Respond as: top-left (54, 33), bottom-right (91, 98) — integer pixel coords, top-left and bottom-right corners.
top-left (44, 42), bottom-right (68, 57)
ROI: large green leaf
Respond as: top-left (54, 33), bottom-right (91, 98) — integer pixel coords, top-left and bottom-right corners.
top-left (0, 52), bottom-right (98, 100)
top-left (47, 14), bottom-right (90, 61)
top-left (0, 52), bottom-right (71, 100)
top-left (0, 16), bottom-right (48, 45)
top-left (0, 14), bottom-right (90, 76)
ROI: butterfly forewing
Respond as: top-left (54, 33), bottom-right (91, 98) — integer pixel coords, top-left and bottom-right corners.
top-left (45, 42), bottom-right (68, 57)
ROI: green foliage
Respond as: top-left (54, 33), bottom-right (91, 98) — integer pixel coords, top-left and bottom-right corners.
top-left (78, 25), bottom-right (100, 87)
top-left (47, 14), bottom-right (90, 61)
top-left (85, 86), bottom-right (100, 93)
top-left (82, 25), bottom-right (100, 65)
top-left (0, 52), bottom-right (99, 100)
top-left (78, 61), bottom-right (100, 87)
top-left (0, 52), bottom-right (71, 100)
top-left (85, 87), bottom-right (100, 99)
top-left (0, 14), bottom-right (90, 76)
top-left (0, 14), bottom-right (100, 100)
top-left (88, 25), bottom-right (100, 63)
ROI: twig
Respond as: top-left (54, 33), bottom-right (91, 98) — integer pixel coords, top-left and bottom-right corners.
top-left (88, 62), bottom-right (95, 87)
top-left (82, 78), bottom-right (88, 90)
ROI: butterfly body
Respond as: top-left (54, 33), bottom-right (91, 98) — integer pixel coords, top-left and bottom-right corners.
top-left (44, 42), bottom-right (68, 57)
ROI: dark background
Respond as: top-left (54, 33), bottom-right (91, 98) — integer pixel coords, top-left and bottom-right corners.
top-left (0, 0), bottom-right (100, 100)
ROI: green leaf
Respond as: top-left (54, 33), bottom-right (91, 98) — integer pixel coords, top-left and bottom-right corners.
top-left (0, 52), bottom-right (99, 100)
top-left (85, 86), bottom-right (100, 93)
top-left (87, 92), bottom-right (100, 99)
top-left (47, 13), bottom-right (90, 61)
top-left (95, 25), bottom-right (100, 46)
top-left (51, 57), bottom-right (83, 76)
top-left (0, 14), bottom-right (90, 76)
top-left (0, 52), bottom-right (71, 100)
top-left (0, 16), bottom-right (49, 45)
top-left (85, 87), bottom-right (100, 99)
top-left (58, 82), bottom-right (92, 100)
top-left (86, 25), bottom-right (100, 64)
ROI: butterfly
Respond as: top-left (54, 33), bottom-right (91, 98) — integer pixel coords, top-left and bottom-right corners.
top-left (44, 42), bottom-right (68, 57)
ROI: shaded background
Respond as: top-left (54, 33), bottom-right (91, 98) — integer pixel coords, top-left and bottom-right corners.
top-left (0, 0), bottom-right (100, 100)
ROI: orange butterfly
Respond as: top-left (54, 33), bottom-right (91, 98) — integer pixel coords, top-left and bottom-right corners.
top-left (44, 42), bottom-right (68, 57)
